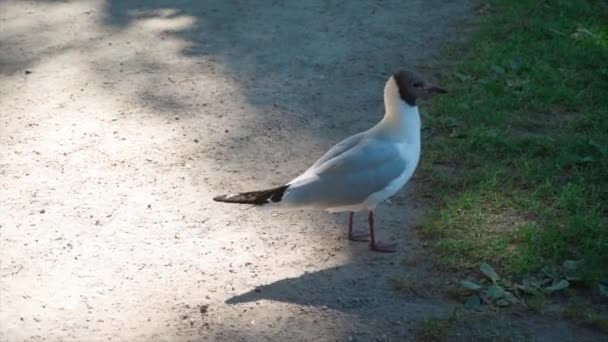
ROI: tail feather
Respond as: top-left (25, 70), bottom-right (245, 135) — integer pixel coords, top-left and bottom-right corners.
top-left (213, 185), bottom-right (289, 205)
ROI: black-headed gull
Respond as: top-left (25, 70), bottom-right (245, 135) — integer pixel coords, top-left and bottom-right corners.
top-left (214, 70), bottom-right (446, 252)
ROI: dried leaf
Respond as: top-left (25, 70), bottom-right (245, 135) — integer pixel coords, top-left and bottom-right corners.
top-left (443, 116), bottom-right (461, 128)
top-left (480, 263), bottom-right (500, 282)
top-left (449, 129), bottom-right (464, 138)
top-left (541, 278), bottom-right (553, 286)
top-left (501, 279), bottom-right (514, 289)
top-left (461, 280), bottom-right (482, 291)
top-left (522, 276), bottom-right (541, 288)
top-left (453, 71), bottom-right (472, 82)
top-left (545, 279), bottom-right (570, 293)
top-left (542, 265), bottom-right (561, 281)
top-left (504, 291), bottom-right (519, 304)
top-left (518, 276), bottom-right (544, 295)
top-left (571, 27), bottom-right (597, 40)
top-left (495, 299), bottom-right (510, 307)
top-left (490, 64), bottom-right (505, 75)
top-left (487, 284), bottom-right (506, 299)
top-left (505, 78), bottom-right (528, 89)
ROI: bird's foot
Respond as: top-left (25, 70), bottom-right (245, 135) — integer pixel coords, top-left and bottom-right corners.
top-left (348, 231), bottom-right (370, 242)
top-left (370, 241), bottom-right (397, 253)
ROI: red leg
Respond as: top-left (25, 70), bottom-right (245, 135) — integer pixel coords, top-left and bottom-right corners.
top-left (368, 210), bottom-right (375, 246)
top-left (368, 210), bottom-right (397, 253)
top-left (348, 212), bottom-right (369, 242)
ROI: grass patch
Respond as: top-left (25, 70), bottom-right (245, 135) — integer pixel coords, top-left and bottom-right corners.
top-left (562, 302), bottom-right (608, 333)
top-left (415, 317), bottom-right (454, 342)
top-left (392, 275), bottom-right (433, 297)
top-left (421, 0), bottom-right (608, 285)
top-left (415, 310), bottom-right (463, 342)
top-left (414, 310), bottom-right (509, 341)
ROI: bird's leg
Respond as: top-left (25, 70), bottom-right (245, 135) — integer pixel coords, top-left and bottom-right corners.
top-left (348, 212), bottom-right (369, 242)
top-left (368, 210), bottom-right (397, 253)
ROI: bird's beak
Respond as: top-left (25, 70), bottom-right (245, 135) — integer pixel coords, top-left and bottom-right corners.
top-left (425, 84), bottom-right (447, 94)
top-left (419, 83), bottom-right (447, 100)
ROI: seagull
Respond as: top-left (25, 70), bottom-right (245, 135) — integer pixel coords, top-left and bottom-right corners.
top-left (214, 70), bottom-right (446, 252)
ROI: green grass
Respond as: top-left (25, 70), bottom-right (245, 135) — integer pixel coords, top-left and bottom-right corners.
top-left (392, 275), bottom-right (432, 297)
top-left (415, 317), bottom-right (454, 342)
top-left (562, 302), bottom-right (608, 332)
top-left (420, 0), bottom-right (608, 286)
top-left (414, 310), bottom-right (508, 341)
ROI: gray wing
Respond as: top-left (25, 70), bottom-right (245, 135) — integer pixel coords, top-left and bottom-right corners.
top-left (286, 137), bottom-right (407, 208)
top-left (308, 132), bottom-right (366, 170)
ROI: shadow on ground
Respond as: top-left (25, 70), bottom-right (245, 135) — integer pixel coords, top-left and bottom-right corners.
top-left (100, 0), bottom-right (474, 169)
top-left (226, 255), bottom-right (446, 317)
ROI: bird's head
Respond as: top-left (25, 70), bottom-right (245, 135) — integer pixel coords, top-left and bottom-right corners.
top-left (388, 70), bottom-right (447, 106)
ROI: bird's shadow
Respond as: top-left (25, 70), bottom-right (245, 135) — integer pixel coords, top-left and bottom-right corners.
top-left (225, 203), bottom-right (451, 321)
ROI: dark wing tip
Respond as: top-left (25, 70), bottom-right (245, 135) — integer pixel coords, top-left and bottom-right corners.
top-left (213, 195), bottom-right (228, 202)
top-left (212, 185), bottom-right (288, 205)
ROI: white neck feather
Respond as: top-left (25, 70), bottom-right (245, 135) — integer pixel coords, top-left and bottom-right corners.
top-left (371, 76), bottom-right (421, 145)
top-left (383, 76), bottom-right (402, 117)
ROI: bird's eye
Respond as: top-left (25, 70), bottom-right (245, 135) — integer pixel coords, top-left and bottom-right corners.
top-left (412, 82), bottom-right (423, 88)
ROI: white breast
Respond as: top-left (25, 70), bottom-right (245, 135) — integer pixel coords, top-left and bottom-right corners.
top-left (363, 142), bottom-right (420, 210)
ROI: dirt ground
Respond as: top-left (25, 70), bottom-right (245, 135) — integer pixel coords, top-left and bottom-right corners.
top-left (1, 1), bottom-right (606, 341)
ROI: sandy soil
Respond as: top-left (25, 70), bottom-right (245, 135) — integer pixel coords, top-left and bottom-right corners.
top-left (1, 1), bottom-right (605, 341)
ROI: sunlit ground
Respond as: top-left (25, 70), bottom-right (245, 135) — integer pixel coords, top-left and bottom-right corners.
top-left (1, 1), bottom-right (474, 340)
